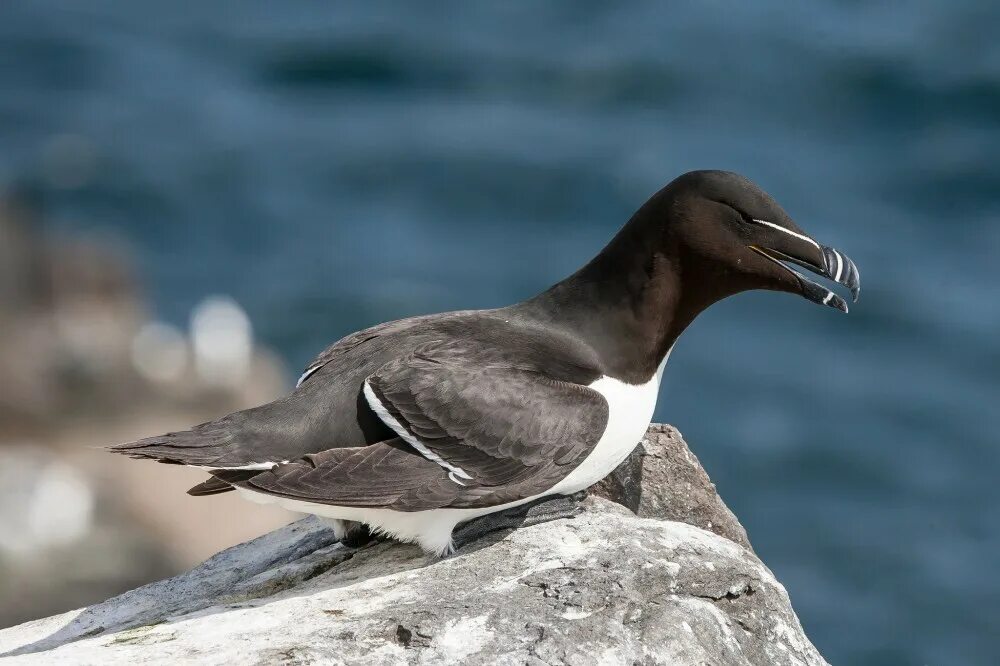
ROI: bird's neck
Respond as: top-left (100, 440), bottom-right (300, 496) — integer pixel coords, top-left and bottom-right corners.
top-left (519, 202), bottom-right (735, 384)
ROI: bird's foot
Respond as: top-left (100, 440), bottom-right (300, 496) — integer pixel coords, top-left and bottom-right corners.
top-left (450, 491), bottom-right (587, 552)
top-left (319, 518), bottom-right (375, 548)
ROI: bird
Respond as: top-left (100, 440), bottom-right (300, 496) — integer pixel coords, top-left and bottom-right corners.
top-left (109, 170), bottom-right (860, 556)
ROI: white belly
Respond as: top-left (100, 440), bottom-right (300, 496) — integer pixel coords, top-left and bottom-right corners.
top-left (237, 351), bottom-right (669, 556)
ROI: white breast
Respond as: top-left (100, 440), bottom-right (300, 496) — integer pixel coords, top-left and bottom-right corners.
top-left (546, 353), bottom-right (667, 496)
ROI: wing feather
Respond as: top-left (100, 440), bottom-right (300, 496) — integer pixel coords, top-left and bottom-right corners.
top-left (364, 341), bottom-right (609, 496)
top-left (230, 439), bottom-right (460, 510)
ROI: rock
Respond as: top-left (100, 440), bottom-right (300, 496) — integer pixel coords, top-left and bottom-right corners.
top-left (592, 423), bottom-right (752, 551)
top-left (0, 426), bottom-right (827, 665)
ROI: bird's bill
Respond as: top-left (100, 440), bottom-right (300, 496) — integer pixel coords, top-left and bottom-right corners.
top-left (749, 237), bottom-right (860, 313)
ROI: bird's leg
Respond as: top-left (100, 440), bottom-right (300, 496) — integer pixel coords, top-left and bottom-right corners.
top-left (342, 521), bottom-right (376, 548)
top-left (451, 491), bottom-right (587, 551)
top-left (318, 517), bottom-right (349, 541)
top-left (319, 518), bottom-right (375, 548)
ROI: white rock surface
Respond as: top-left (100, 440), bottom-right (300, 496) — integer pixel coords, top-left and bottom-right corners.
top-left (0, 426), bottom-right (827, 665)
top-left (0, 503), bottom-right (824, 665)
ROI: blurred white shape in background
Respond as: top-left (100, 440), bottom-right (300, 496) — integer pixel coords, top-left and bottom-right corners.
top-left (0, 447), bottom-right (94, 558)
top-left (131, 322), bottom-right (188, 383)
top-left (190, 295), bottom-right (253, 388)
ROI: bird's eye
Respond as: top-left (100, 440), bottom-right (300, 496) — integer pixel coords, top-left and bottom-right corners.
top-left (715, 200), bottom-right (756, 227)
top-left (732, 208), bottom-right (755, 225)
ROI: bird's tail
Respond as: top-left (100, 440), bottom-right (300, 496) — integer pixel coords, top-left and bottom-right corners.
top-left (107, 420), bottom-right (238, 467)
top-left (109, 422), bottom-right (280, 497)
top-left (108, 392), bottom-right (325, 494)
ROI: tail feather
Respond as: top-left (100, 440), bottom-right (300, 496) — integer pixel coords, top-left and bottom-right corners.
top-left (107, 422), bottom-right (238, 467)
top-left (107, 389), bottom-right (341, 502)
top-left (108, 392), bottom-right (324, 468)
top-left (186, 476), bottom-right (236, 496)
top-left (186, 470), bottom-right (263, 496)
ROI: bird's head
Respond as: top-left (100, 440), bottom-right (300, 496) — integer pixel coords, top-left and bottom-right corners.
top-left (659, 170), bottom-right (860, 312)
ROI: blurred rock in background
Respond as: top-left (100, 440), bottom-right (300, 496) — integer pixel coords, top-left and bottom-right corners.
top-left (0, 191), bottom-right (295, 628)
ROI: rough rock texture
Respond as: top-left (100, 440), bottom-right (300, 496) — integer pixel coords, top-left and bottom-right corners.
top-left (592, 424), bottom-right (752, 552)
top-left (0, 425), bottom-right (826, 665)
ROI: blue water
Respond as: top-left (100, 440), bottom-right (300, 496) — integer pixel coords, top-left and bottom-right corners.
top-left (2, 2), bottom-right (998, 663)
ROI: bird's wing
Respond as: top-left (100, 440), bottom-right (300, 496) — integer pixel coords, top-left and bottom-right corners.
top-left (364, 341), bottom-right (610, 506)
top-left (223, 340), bottom-right (610, 510)
top-left (218, 439), bottom-right (462, 509)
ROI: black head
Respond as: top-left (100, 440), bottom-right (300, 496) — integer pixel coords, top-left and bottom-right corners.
top-left (658, 170), bottom-right (860, 311)
top-left (520, 169), bottom-right (862, 382)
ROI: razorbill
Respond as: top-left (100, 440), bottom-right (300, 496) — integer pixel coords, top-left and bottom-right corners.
top-left (109, 170), bottom-right (861, 555)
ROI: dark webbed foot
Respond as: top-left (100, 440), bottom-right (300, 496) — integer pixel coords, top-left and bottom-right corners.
top-left (451, 491), bottom-right (587, 552)
top-left (342, 522), bottom-right (375, 548)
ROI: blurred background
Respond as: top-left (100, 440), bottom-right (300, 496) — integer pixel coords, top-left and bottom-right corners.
top-left (0, 1), bottom-right (997, 663)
